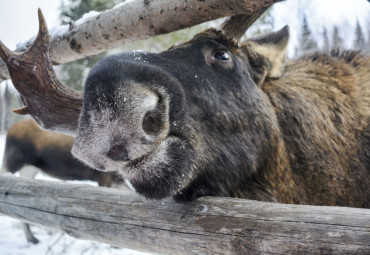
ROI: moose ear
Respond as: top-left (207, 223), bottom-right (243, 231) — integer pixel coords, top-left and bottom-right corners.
top-left (239, 26), bottom-right (289, 86)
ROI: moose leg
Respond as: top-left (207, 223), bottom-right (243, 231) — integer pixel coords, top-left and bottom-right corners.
top-left (19, 167), bottom-right (39, 244)
top-left (21, 223), bottom-right (39, 244)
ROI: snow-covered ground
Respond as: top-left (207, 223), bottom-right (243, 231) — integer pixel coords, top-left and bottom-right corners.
top-left (0, 218), bottom-right (149, 255)
top-left (0, 134), bottom-right (150, 255)
top-left (0, 135), bottom-right (5, 168)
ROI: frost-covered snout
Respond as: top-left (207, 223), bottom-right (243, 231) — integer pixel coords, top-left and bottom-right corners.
top-left (72, 83), bottom-right (170, 172)
top-left (104, 87), bottom-right (170, 162)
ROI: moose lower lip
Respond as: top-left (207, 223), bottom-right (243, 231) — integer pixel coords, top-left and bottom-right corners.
top-left (126, 154), bottom-right (147, 168)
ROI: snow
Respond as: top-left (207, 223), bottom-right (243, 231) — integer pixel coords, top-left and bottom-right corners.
top-left (0, 135), bottom-right (5, 167)
top-left (113, 2), bottom-right (127, 9)
top-left (48, 24), bottom-right (69, 38)
top-left (0, 217), bottom-right (149, 255)
top-left (113, 0), bottom-right (136, 9)
top-left (0, 135), bottom-right (150, 255)
top-left (75, 10), bottom-right (101, 26)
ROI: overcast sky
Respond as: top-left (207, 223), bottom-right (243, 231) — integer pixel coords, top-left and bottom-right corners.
top-left (0, 0), bottom-right (60, 50)
top-left (0, 0), bottom-right (369, 52)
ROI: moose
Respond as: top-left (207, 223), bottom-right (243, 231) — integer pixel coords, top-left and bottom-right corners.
top-left (0, 7), bottom-right (368, 208)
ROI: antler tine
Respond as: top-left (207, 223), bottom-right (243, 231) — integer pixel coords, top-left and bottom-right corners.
top-left (0, 9), bottom-right (83, 135)
top-left (220, 0), bottom-right (283, 41)
top-left (0, 39), bottom-right (11, 61)
top-left (31, 9), bottom-right (50, 51)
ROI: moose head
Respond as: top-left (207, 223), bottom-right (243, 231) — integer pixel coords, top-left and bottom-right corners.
top-left (0, 7), bottom-right (289, 200)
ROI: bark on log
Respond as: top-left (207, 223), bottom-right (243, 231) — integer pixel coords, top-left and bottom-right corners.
top-left (0, 0), bottom-right (283, 82)
top-left (0, 175), bottom-right (369, 254)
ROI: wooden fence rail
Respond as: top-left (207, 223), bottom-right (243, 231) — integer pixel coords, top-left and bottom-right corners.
top-left (0, 175), bottom-right (369, 254)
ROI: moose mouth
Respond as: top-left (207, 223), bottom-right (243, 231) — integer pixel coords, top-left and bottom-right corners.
top-left (122, 135), bottom-right (189, 175)
top-left (72, 134), bottom-right (193, 199)
top-left (121, 136), bottom-right (193, 199)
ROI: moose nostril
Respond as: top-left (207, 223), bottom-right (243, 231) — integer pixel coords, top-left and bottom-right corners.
top-left (142, 110), bottom-right (163, 136)
top-left (107, 144), bottom-right (130, 162)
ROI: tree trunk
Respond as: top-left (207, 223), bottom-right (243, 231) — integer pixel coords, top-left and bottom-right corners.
top-left (0, 0), bottom-right (283, 82)
top-left (0, 175), bottom-right (369, 254)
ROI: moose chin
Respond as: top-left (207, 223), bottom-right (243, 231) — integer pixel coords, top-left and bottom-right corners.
top-left (0, 9), bottom-right (369, 208)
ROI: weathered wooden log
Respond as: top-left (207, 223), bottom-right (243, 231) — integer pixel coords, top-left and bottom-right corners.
top-left (0, 0), bottom-right (283, 82)
top-left (0, 175), bottom-right (369, 254)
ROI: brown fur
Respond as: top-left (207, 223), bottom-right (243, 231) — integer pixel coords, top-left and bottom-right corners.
top-left (257, 51), bottom-right (370, 207)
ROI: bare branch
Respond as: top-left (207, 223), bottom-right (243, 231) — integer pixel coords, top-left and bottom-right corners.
top-left (0, 0), bottom-right (283, 82)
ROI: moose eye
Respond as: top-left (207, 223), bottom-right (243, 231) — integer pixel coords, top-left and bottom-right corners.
top-left (213, 51), bottom-right (230, 61)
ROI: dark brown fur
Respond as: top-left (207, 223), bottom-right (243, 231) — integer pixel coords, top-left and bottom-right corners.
top-left (71, 27), bottom-right (369, 208)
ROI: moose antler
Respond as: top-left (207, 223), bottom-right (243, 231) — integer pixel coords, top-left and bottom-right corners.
top-left (221, 1), bottom-right (281, 41)
top-left (0, 9), bottom-right (83, 134)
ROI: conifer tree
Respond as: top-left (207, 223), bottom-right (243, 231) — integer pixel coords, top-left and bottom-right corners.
top-left (321, 27), bottom-right (330, 53)
top-left (354, 20), bottom-right (365, 50)
top-left (297, 15), bottom-right (318, 56)
top-left (332, 26), bottom-right (344, 50)
top-left (366, 16), bottom-right (370, 54)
